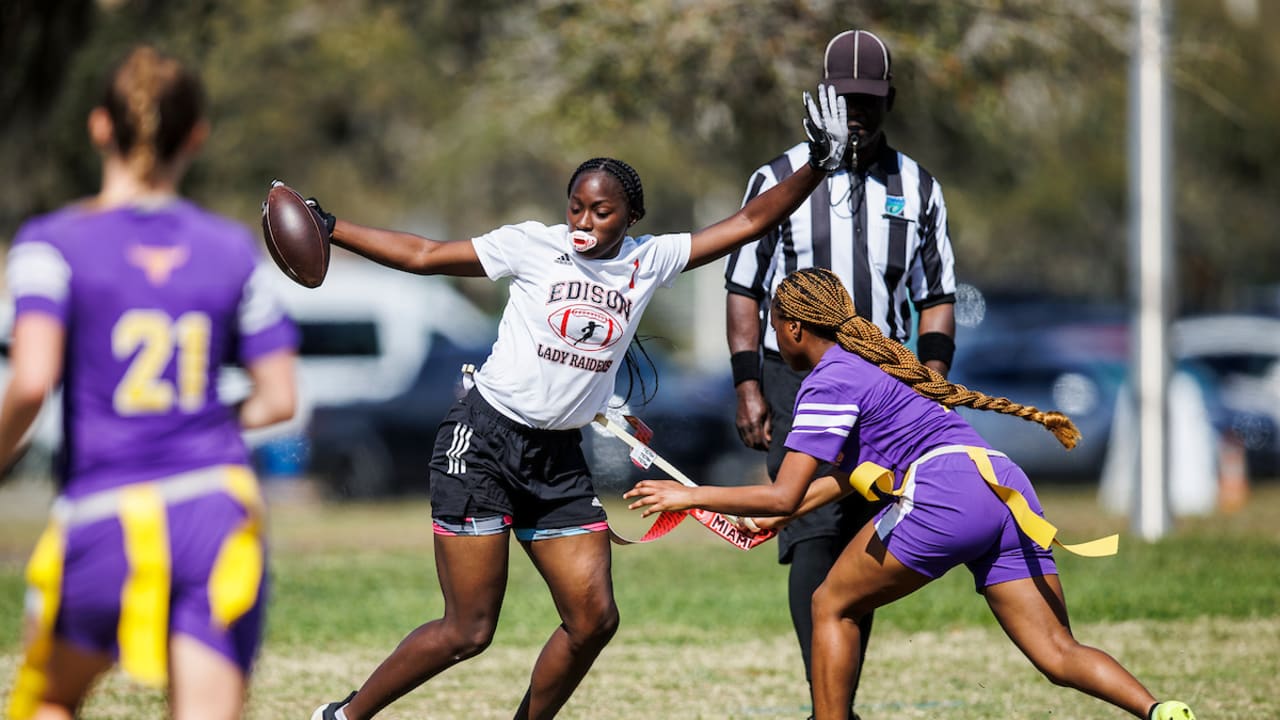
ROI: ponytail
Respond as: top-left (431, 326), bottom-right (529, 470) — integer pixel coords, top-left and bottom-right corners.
top-left (100, 45), bottom-right (204, 180)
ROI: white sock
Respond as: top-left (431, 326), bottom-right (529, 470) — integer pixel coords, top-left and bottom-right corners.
top-left (334, 709), bottom-right (349, 720)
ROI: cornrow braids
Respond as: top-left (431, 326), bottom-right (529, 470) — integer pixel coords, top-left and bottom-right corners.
top-left (567, 157), bottom-right (646, 223)
top-left (773, 268), bottom-right (1081, 449)
top-left (101, 45), bottom-right (205, 181)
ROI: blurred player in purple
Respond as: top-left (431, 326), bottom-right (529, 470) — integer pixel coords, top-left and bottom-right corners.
top-left (626, 269), bottom-right (1196, 720)
top-left (0, 45), bottom-right (299, 720)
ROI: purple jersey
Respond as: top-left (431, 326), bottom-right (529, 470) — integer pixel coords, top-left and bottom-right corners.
top-left (785, 345), bottom-right (989, 482)
top-left (7, 200), bottom-right (297, 498)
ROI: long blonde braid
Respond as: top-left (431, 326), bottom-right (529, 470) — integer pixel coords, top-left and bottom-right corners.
top-left (772, 268), bottom-right (1081, 449)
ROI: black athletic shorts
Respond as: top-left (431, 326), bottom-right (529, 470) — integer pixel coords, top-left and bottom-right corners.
top-left (763, 352), bottom-right (885, 563)
top-left (428, 389), bottom-right (609, 532)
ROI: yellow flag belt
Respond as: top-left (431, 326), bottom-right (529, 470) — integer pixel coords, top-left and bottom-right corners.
top-left (847, 445), bottom-right (1119, 557)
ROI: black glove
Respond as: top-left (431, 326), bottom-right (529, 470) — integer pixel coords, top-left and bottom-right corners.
top-left (305, 196), bottom-right (336, 239)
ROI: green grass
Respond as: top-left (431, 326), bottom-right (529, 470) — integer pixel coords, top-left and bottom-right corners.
top-left (2, 479), bottom-right (1278, 718)
top-left (263, 484), bottom-right (1280, 648)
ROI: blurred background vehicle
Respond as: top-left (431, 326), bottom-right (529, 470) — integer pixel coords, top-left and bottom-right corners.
top-left (1171, 314), bottom-right (1280, 477)
top-left (949, 294), bottom-right (1130, 481)
top-left (235, 258), bottom-right (493, 478)
top-left (305, 331), bottom-right (491, 498)
top-left (307, 336), bottom-right (762, 499)
top-left (950, 288), bottom-right (1280, 484)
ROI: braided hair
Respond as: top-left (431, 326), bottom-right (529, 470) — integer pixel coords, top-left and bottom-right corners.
top-left (100, 46), bottom-right (205, 181)
top-left (567, 157), bottom-right (646, 223)
top-left (772, 268), bottom-right (1081, 449)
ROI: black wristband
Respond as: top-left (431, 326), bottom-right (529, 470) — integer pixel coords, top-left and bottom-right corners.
top-left (916, 332), bottom-right (955, 368)
top-left (730, 350), bottom-right (761, 386)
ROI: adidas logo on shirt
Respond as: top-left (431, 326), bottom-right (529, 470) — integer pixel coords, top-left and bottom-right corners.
top-left (555, 253), bottom-right (573, 265)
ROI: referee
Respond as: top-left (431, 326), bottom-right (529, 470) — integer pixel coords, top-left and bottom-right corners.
top-left (723, 29), bottom-right (957, 719)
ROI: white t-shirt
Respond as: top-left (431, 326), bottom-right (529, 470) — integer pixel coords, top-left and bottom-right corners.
top-left (471, 221), bottom-right (692, 430)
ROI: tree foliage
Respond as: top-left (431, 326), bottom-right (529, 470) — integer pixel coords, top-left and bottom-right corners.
top-left (2, 0), bottom-right (1277, 312)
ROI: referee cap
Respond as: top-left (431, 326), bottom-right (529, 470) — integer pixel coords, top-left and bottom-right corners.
top-left (823, 29), bottom-right (892, 96)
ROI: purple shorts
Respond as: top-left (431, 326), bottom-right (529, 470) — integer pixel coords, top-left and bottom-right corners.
top-left (873, 451), bottom-right (1057, 591)
top-left (54, 489), bottom-right (265, 673)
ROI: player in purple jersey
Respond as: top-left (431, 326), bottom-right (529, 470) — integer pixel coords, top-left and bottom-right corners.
top-left (627, 269), bottom-right (1196, 720)
top-left (0, 46), bottom-right (298, 720)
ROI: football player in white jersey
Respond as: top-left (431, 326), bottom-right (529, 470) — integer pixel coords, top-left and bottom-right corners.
top-left (301, 87), bottom-right (848, 720)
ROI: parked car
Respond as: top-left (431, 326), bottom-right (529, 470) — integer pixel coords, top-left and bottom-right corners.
top-left (951, 293), bottom-right (1280, 483)
top-left (306, 332), bottom-right (494, 498)
top-left (950, 311), bottom-right (1129, 481)
top-left (1172, 314), bottom-right (1280, 477)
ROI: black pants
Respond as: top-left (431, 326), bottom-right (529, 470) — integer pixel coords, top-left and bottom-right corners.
top-left (763, 353), bottom-right (882, 709)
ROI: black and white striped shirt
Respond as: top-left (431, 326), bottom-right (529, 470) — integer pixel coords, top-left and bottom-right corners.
top-left (725, 139), bottom-right (956, 351)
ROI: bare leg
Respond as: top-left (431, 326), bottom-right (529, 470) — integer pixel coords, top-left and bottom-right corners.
top-left (513, 531), bottom-right (618, 720)
top-left (342, 532), bottom-right (511, 720)
top-left (809, 522), bottom-right (931, 720)
top-left (169, 634), bottom-right (246, 720)
top-left (29, 640), bottom-right (112, 720)
top-left (984, 574), bottom-right (1157, 717)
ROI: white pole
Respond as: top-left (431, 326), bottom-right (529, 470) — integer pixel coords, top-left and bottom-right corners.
top-left (1129, 0), bottom-right (1173, 540)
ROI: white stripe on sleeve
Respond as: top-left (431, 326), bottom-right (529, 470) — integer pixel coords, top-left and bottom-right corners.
top-left (796, 402), bottom-right (860, 413)
top-left (7, 242), bottom-right (71, 304)
top-left (239, 264), bottom-right (286, 335)
top-left (793, 412), bottom-right (859, 429)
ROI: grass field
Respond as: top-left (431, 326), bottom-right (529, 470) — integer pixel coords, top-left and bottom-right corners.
top-left (1, 477), bottom-right (1277, 719)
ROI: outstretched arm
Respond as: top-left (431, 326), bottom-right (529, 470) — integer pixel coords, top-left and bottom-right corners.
top-left (625, 451), bottom-right (820, 518)
top-left (685, 164), bottom-right (825, 271)
top-left (685, 86), bottom-right (848, 271)
top-left (303, 196), bottom-right (487, 277)
top-left (745, 471), bottom-right (857, 533)
top-left (331, 220), bottom-right (487, 277)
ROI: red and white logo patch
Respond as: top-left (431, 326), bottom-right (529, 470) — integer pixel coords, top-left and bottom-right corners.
top-left (547, 304), bottom-right (624, 352)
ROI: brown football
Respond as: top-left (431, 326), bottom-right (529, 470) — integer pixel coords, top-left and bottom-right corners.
top-left (261, 182), bottom-right (330, 288)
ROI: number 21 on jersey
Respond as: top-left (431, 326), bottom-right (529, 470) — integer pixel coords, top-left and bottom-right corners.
top-left (112, 309), bottom-right (211, 415)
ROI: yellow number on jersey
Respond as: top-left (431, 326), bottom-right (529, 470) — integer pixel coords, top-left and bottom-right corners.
top-left (112, 310), bottom-right (212, 415)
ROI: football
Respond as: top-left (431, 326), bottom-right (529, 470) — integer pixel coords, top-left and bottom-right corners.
top-left (261, 181), bottom-right (330, 288)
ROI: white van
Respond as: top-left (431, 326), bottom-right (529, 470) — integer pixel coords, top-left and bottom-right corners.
top-left (236, 257), bottom-right (493, 455)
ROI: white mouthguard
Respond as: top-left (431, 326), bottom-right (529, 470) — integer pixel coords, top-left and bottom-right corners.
top-left (570, 230), bottom-right (598, 253)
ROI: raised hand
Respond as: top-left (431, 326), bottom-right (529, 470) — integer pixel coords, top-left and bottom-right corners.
top-left (804, 84), bottom-right (849, 173)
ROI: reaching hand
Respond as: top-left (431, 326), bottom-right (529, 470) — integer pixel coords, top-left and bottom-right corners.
top-left (804, 84), bottom-right (849, 173)
top-left (624, 480), bottom-right (696, 518)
